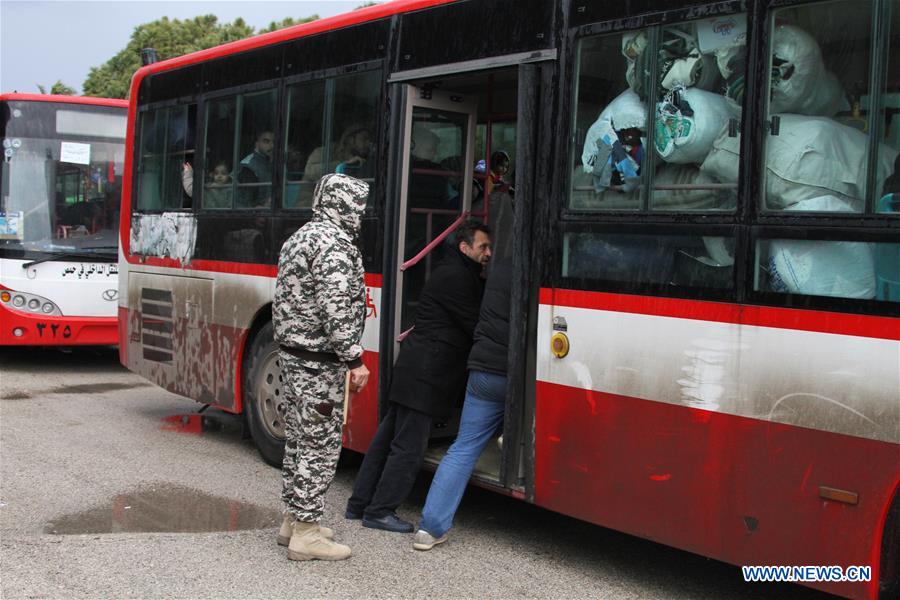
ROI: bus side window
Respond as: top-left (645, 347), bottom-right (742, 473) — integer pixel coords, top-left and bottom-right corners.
top-left (759, 0), bottom-right (898, 213)
top-left (235, 90), bottom-right (276, 210)
top-left (569, 19), bottom-right (744, 213)
top-left (136, 104), bottom-right (196, 211)
top-left (285, 80), bottom-right (325, 209)
top-left (756, 238), bottom-right (900, 302)
top-left (562, 231), bottom-right (734, 292)
top-left (286, 69), bottom-right (381, 211)
top-left (203, 96), bottom-right (237, 210)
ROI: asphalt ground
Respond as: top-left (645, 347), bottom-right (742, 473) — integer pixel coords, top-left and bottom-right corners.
top-left (0, 346), bottom-right (826, 599)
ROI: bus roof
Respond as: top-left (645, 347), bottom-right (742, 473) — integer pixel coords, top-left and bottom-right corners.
top-left (0, 93), bottom-right (128, 108)
top-left (127, 0), bottom-right (455, 98)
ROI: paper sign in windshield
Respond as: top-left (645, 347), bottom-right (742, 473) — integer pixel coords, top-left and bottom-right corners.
top-left (60, 141), bottom-right (91, 165)
top-left (0, 211), bottom-right (23, 240)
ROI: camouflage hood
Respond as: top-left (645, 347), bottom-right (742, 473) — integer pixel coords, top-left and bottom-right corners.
top-left (312, 173), bottom-right (369, 236)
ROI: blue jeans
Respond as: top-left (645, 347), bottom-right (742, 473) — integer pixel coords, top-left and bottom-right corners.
top-left (419, 370), bottom-right (506, 537)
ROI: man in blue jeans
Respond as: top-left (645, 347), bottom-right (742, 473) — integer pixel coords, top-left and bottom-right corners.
top-left (413, 262), bottom-right (511, 550)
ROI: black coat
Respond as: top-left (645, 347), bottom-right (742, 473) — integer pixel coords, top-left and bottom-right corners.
top-left (389, 248), bottom-right (485, 418)
top-left (467, 262), bottom-right (511, 375)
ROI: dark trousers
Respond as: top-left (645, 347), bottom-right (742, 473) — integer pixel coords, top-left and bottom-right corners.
top-left (347, 402), bottom-right (433, 518)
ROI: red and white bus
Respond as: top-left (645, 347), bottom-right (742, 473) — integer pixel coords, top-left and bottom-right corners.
top-left (1, 93), bottom-right (127, 345)
top-left (118, 1), bottom-right (899, 597)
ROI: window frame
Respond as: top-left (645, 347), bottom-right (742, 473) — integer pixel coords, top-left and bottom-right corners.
top-left (195, 79), bottom-right (283, 214)
top-left (133, 99), bottom-right (197, 213)
top-left (278, 60), bottom-right (385, 216)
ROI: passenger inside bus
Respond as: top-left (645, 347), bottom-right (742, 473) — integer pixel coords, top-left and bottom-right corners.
top-left (237, 130), bottom-right (274, 207)
top-left (203, 161), bottom-right (233, 209)
top-left (334, 123), bottom-right (374, 179)
top-left (472, 150), bottom-right (516, 265)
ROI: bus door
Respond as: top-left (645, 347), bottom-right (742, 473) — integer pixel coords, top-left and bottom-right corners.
top-left (392, 85), bottom-right (478, 338)
top-left (383, 85), bottom-right (477, 443)
top-left (385, 66), bottom-right (542, 494)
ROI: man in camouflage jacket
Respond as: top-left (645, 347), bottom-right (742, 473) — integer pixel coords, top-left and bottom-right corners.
top-left (273, 173), bottom-right (370, 561)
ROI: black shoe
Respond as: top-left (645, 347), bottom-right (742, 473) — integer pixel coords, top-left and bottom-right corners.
top-left (362, 513), bottom-right (414, 533)
top-left (345, 507), bottom-right (363, 520)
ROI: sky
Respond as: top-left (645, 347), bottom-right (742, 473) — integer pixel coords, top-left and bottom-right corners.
top-left (0, 0), bottom-right (373, 95)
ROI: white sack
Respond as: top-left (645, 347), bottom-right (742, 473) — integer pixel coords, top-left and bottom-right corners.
top-left (768, 196), bottom-right (875, 299)
top-left (655, 87), bottom-right (731, 165)
top-left (582, 90), bottom-right (646, 173)
top-left (700, 115), bottom-right (899, 210)
top-left (770, 25), bottom-right (845, 117)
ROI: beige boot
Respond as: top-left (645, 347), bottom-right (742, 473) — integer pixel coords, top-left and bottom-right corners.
top-left (287, 521), bottom-right (351, 561)
top-left (277, 516), bottom-right (333, 546)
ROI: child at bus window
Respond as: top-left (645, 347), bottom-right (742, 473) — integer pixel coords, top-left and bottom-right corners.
top-left (203, 161), bottom-right (233, 209)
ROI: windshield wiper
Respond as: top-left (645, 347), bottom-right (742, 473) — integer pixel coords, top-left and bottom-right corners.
top-left (22, 247), bottom-right (118, 269)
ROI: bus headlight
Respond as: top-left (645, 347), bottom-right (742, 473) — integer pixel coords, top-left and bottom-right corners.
top-left (4, 289), bottom-right (62, 315)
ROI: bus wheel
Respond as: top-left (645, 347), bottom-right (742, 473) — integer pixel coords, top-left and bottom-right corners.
top-left (244, 321), bottom-right (286, 467)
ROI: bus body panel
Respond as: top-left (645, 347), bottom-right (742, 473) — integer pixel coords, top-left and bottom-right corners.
top-left (534, 291), bottom-right (899, 600)
top-left (121, 259), bottom-right (382, 441)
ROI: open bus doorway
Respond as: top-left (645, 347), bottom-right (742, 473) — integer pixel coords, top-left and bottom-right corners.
top-left (387, 67), bottom-right (522, 489)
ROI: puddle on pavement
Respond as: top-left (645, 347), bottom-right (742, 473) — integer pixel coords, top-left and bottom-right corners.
top-left (45, 483), bottom-right (280, 535)
top-left (50, 382), bottom-right (150, 394)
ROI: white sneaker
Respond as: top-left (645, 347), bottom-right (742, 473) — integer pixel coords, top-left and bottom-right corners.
top-left (413, 529), bottom-right (447, 551)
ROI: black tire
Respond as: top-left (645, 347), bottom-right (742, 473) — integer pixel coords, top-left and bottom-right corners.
top-left (243, 321), bottom-right (286, 467)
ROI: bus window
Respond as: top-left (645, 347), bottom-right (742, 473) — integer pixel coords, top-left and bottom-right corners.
top-left (570, 33), bottom-right (642, 210)
top-left (756, 237), bottom-right (900, 302)
top-left (562, 231), bottom-right (734, 292)
top-left (331, 69), bottom-right (380, 194)
top-left (136, 104), bottom-right (196, 211)
top-left (570, 17), bottom-right (744, 212)
top-left (235, 90), bottom-right (276, 209)
top-left (759, 0), bottom-right (897, 213)
top-left (876, 3), bottom-right (900, 213)
top-left (286, 69), bottom-right (380, 210)
top-left (203, 96), bottom-right (238, 210)
top-left (284, 80), bottom-right (325, 209)
top-left (652, 19), bottom-right (744, 211)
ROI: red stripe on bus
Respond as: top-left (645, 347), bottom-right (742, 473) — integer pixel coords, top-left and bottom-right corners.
top-left (539, 288), bottom-right (899, 340)
top-left (0, 93), bottom-right (128, 108)
top-left (533, 380), bottom-right (897, 600)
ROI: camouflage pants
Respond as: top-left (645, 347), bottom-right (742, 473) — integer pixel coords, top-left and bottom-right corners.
top-left (280, 352), bottom-right (346, 523)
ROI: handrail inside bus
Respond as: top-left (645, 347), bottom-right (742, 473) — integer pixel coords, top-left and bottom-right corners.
top-left (400, 210), bottom-right (470, 271)
top-left (396, 325), bottom-right (415, 343)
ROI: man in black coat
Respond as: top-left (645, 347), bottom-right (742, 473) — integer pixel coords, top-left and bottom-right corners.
top-left (346, 220), bottom-right (493, 532)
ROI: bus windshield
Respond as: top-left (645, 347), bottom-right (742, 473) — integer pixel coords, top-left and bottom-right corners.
top-left (1, 100), bottom-right (126, 257)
